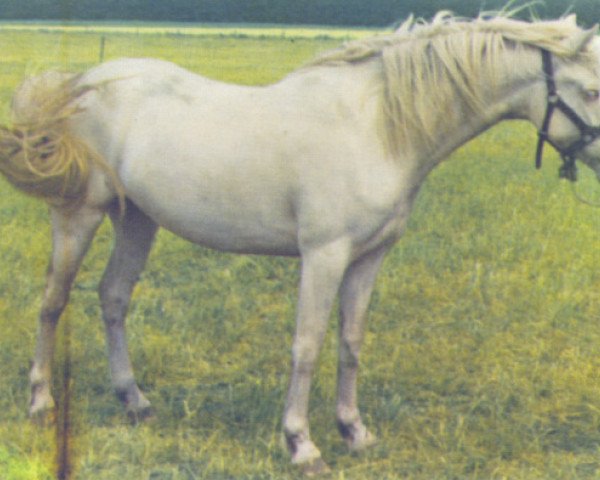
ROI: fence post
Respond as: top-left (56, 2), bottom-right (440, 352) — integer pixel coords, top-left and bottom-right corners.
top-left (99, 35), bottom-right (106, 63)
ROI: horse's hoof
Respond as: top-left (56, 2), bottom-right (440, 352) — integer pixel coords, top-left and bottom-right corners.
top-left (126, 406), bottom-right (155, 425)
top-left (339, 421), bottom-right (378, 452)
top-left (30, 408), bottom-right (56, 427)
top-left (347, 429), bottom-right (378, 452)
top-left (300, 457), bottom-right (331, 477)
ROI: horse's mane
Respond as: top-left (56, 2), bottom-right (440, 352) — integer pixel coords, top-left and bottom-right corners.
top-left (306, 12), bottom-right (594, 155)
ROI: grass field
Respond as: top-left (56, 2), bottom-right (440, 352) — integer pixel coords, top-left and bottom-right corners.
top-left (0, 25), bottom-right (599, 480)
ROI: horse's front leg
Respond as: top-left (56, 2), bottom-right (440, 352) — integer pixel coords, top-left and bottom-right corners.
top-left (29, 206), bottom-right (104, 420)
top-left (336, 246), bottom-right (387, 451)
top-left (99, 202), bottom-right (158, 422)
top-left (283, 239), bottom-right (351, 474)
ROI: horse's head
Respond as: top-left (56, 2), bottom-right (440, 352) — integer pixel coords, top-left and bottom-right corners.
top-left (532, 25), bottom-right (600, 182)
top-left (577, 35), bottom-right (600, 181)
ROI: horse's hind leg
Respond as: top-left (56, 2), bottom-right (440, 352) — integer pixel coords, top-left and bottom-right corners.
top-left (99, 201), bottom-right (157, 422)
top-left (30, 206), bottom-right (105, 420)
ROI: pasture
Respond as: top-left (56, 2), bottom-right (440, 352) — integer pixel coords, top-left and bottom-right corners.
top-left (0, 24), bottom-right (599, 480)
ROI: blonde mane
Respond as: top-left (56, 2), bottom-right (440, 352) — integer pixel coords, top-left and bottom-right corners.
top-left (307, 13), bottom-right (593, 156)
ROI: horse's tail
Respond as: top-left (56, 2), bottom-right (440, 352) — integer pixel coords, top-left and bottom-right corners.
top-left (0, 71), bottom-right (124, 210)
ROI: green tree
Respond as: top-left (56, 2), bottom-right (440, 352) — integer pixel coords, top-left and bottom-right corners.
top-left (1, 0), bottom-right (600, 26)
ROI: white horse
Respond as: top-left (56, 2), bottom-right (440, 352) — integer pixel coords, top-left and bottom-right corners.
top-left (2, 13), bottom-right (600, 475)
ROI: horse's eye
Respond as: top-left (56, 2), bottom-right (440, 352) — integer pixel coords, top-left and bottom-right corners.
top-left (585, 89), bottom-right (600, 101)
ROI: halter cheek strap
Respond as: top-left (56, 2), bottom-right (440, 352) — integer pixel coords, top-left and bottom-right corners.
top-left (535, 49), bottom-right (600, 181)
top-left (535, 50), bottom-right (557, 170)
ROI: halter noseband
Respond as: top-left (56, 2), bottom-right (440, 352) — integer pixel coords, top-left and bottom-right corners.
top-left (535, 49), bottom-right (600, 181)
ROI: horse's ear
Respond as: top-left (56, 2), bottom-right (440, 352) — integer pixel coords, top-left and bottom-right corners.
top-left (562, 25), bottom-right (598, 53)
top-left (564, 14), bottom-right (577, 26)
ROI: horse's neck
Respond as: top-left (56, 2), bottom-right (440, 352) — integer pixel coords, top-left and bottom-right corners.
top-left (287, 46), bottom-right (541, 172)
top-left (419, 47), bottom-right (542, 168)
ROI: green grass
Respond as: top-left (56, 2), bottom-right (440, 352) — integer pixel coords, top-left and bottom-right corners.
top-left (0, 26), bottom-right (599, 479)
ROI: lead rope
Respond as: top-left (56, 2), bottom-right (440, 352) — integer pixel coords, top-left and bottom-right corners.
top-left (570, 182), bottom-right (600, 207)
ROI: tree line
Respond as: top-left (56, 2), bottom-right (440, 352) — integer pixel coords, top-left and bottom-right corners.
top-left (1, 1), bottom-right (599, 27)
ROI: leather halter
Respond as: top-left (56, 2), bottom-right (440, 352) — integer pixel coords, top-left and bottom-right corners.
top-left (535, 49), bottom-right (600, 181)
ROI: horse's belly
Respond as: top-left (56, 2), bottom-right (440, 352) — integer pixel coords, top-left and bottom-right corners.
top-left (124, 173), bottom-right (300, 256)
top-left (163, 214), bottom-right (300, 257)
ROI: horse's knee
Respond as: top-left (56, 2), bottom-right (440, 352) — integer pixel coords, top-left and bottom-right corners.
top-left (291, 333), bottom-right (325, 370)
top-left (40, 283), bottom-right (71, 323)
top-left (339, 333), bottom-right (362, 367)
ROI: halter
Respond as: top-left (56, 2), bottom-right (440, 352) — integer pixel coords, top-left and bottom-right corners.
top-left (535, 49), bottom-right (600, 181)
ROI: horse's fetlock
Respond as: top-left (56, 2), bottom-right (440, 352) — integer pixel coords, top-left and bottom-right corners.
top-left (336, 405), bottom-right (360, 427)
top-left (29, 382), bottom-right (55, 420)
top-left (29, 365), bottom-right (45, 385)
top-left (283, 413), bottom-right (311, 444)
top-left (114, 379), bottom-right (136, 401)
